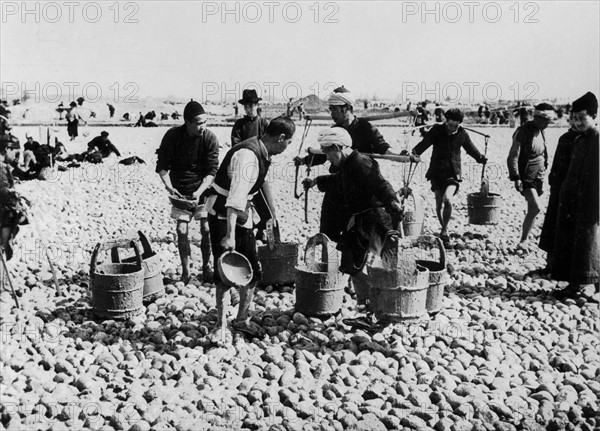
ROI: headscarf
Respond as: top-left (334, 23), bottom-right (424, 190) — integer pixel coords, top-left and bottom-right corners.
top-left (327, 91), bottom-right (355, 107)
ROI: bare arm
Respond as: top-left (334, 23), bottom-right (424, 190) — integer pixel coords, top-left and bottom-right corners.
top-left (158, 169), bottom-right (183, 197)
top-left (222, 207), bottom-right (239, 251)
top-left (192, 175), bottom-right (214, 199)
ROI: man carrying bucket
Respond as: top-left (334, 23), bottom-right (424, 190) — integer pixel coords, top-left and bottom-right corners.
top-left (156, 101), bottom-right (220, 284)
top-left (294, 86), bottom-right (401, 242)
top-left (410, 108), bottom-right (487, 246)
top-left (303, 128), bottom-right (404, 329)
top-left (204, 116), bottom-right (296, 345)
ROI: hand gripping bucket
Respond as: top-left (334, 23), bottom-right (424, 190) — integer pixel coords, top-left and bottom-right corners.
top-left (295, 233), bottom-right (347, 317)
top-left (414, 235), bottom-right (449, 314)
top-left (257, 220), bottom-right (299, 286)
top-left (91, 239), bottom-right (144, 320)
top-left (111, 231), bottom-right (164, 304)
top-left (367, 231), bottom-right (429, 322)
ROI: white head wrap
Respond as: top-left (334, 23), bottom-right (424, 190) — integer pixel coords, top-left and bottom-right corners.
top-left (533, 109), bottom-right (556, 120)
top-left (307, 128), bottom-right (352, 154)
top-left (327, 92), bottom-right (356, 107)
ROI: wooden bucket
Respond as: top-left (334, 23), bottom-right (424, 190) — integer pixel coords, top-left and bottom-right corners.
top-left (111, 231), bottom-right (164, 303)
top-left (400, 192), bottom-right (425, 237)
top-left (368, 231), bottom-right (429, 322)
top-left (258, 220), bottom-right (299, 286)
top-left (295, 233), bottom-right (347, 317)
top-left (467, 192), bottom-right (502, 225)
top-left (415, 235), bottom-right (448, 314)
top-left (91, 239), bottom-right (144, 320)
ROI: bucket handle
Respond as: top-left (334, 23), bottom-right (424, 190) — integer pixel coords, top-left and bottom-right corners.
top-left (304, 233), bottom-right (338, 276)
top-left (415, 235), bottom-right (446, 268)
top-left (381, 230), bottom-right (431, 270)
top-left (265, 219), bottom-right (281, 251)
top-left (91, 239), bottom-right (143, 280)
top-left (111, 231), bottom-right (153, 263)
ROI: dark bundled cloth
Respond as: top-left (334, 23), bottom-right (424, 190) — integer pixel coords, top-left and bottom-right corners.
top-left (156, 125), bottom-right (219, 197)
top-left (539, 129), bottom-right (580, 252)
top-left (315, 150), bottom-right (398, 275)
top-left (551, 128), bottom-right (599, 284)
top-left (412, 124), bottom-right (485, 183)
top-left (231, 115), bottom-right (268, 147)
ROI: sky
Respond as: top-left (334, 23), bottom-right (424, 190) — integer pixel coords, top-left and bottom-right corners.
top-left (1, 1), bottom-right (599, 104)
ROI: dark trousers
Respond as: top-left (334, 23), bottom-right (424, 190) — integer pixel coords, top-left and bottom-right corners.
top-left (208, 215), bottom-right (262, 283)
top-left (320, 191), bottom-right (351, 243)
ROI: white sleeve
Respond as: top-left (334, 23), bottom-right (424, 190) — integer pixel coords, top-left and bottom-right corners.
top-left (225, 148), bottom-right (259, 212)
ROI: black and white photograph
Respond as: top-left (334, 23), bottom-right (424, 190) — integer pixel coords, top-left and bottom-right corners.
top-left (1, 1), bottom-right (599, 430)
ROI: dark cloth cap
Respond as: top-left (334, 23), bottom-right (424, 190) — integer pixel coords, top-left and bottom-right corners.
top-left (534, 102), bottom-right (555, 112)
top-left (333, 86), bottom-right (350, 93)
top-left (101, 131), bottom-right (109, 137)
top-left (572, 92), bottom-right (598, 116)
top-left (183, 101), bottom-right (206, 121)
top-left (70, 101), bottom-right (77, 107)
top-left (0, 134), bottom-right (21, 150)
top-left (238, 89), bottom-right (262, 104)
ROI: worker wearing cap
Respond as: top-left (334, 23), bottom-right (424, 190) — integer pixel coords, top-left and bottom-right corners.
top-left (156, 101), bottom-right (220, 284)
top-left (295, 87), bottom-right (400, 242)
top-left (231, 89), bottom-right (269, 147)
top-left (507, 102), bottom-right (556, 249)
top-left (204, 116), bottom-right (296, 345)
top-left (0, 134), bottom-right (26, 259)
top-left (552, 92), bottom-right (599, 300)
top-left (304, 128), bottom-right (403, 327)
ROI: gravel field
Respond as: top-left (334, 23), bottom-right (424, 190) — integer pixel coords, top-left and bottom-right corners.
top-left (1, 124), bottom-right (599, 431)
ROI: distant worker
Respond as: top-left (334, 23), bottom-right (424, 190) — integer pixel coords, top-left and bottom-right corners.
top-left (297, 102), bottom-right (304, 121)
top-left (231, 89), bottom-right (268, 147)
top-left (65, 101), bottom-right (87, 141)
top-left (85, 131), bottom-right (121, 160)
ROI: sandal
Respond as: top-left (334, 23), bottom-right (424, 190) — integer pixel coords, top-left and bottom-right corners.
top-left (231, 320), bottom-right (266, 339)
top-left (342, 315), bottom-right (376, 331)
